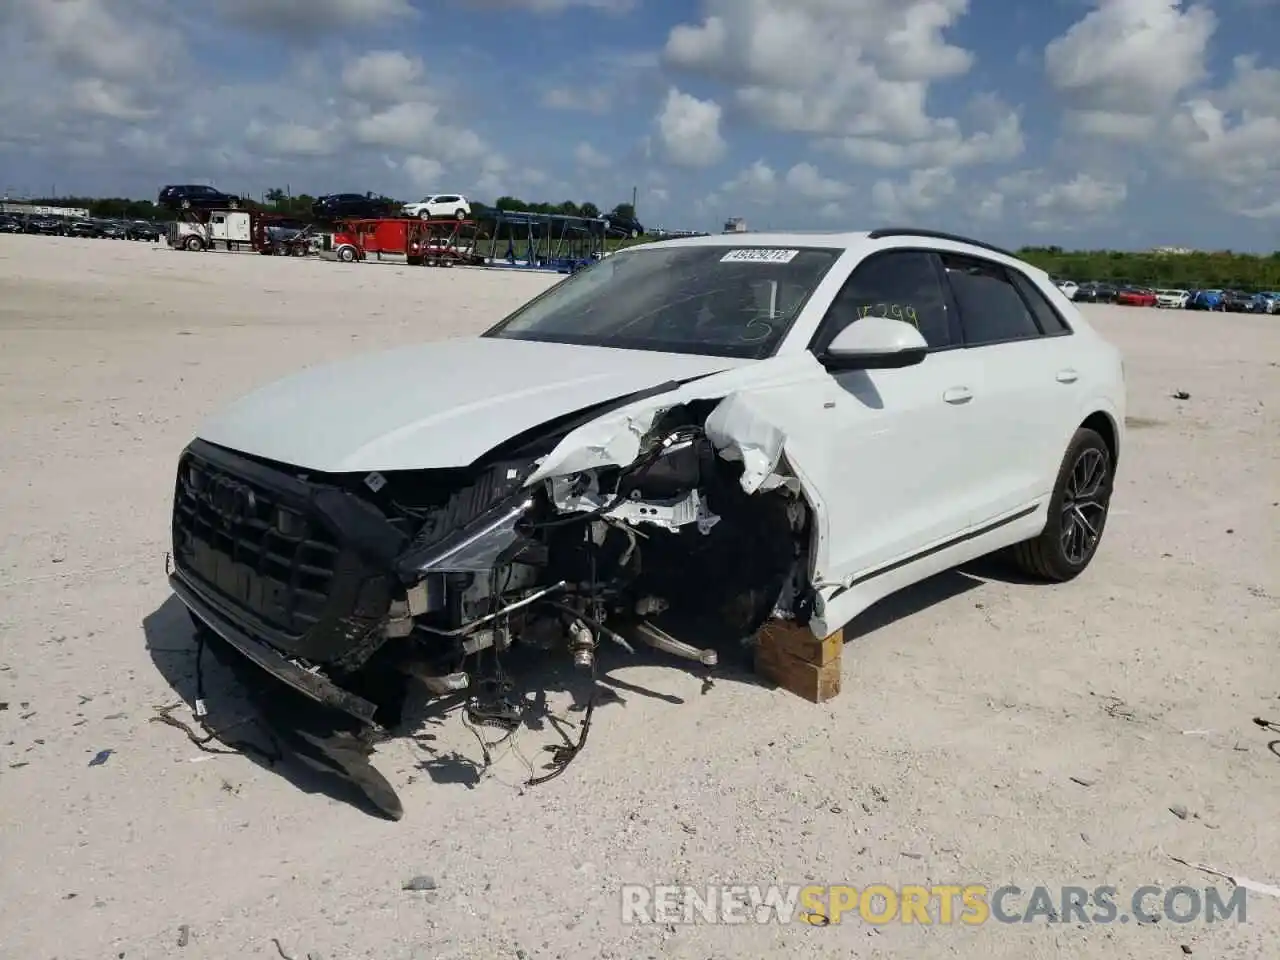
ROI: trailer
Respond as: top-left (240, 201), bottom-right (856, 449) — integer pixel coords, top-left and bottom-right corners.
top-left (483, 210), bottom-right (604, 272)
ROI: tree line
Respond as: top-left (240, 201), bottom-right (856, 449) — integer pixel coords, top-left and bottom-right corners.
top-left (17, 194), bottom-right (1280, 290)
top-left (1017, 246), bottom-right (1280, 293)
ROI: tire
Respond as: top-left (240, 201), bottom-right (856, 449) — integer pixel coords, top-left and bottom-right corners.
top-left (180, 199), bottom-right (191, 210)
top-left (229, 200), bottom-right (240, 210)
top-left (455, 208), bottom-right (466, 220)
top-left (337, 245), bottom-right (357, 263)
top-left (418, 210), bottom-right (431, 220)
top-left (1011, 427), bottom-right (1114, 582)
top-left (183, 234), bottom-right (204, 252)
top-left (629, 228), bottom-right (639, 238)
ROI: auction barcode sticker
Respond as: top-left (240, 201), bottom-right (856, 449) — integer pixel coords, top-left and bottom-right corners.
top-left (720, 248), bottom-right (799, 263)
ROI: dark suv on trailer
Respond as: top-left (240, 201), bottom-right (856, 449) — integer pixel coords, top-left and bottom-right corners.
top-left (311, 193), bottom-right (399, 222)
top-left (158, 185), bottom-right (243, 211)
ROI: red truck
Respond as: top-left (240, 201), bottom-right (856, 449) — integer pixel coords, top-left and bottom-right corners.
top-left (328, 218), bottom-right (481, 266)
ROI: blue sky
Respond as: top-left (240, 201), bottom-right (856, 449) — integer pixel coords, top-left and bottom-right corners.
top-left (2, 0), bottom-right (1278, 250)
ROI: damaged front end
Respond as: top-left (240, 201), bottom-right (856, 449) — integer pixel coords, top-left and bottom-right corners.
top-left (168, 392), bottom-right (817, 776)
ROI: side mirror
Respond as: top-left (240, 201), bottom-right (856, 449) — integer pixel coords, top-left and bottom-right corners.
top-left (820, 315), bottom-right (929, 370)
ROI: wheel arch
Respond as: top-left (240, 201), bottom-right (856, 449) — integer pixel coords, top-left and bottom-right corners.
top-left (1080, 409), bottom-right (1119, 467)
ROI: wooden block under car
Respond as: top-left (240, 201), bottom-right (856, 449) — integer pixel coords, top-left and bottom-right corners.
top-left (754, 620), bottom-right (843, 703)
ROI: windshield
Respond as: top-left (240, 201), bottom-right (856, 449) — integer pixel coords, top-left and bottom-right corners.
top-left (483, 245), bottom-right (840, 359)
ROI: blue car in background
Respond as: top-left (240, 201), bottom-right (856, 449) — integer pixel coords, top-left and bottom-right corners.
top-left (1187, 289), bottom-right (1224, 311)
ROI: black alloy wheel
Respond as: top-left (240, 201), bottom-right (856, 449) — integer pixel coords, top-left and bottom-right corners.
top-left (1011, 427), bottom-right (1114, 581)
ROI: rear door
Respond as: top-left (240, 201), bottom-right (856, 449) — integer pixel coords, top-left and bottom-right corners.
top-left (937, 252), bottom-right (1082, 524)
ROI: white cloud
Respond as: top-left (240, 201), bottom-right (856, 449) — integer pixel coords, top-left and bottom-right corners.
top-left (0, 0), bottom-right (503, 202)
top-left (573, 142), bottom-right (610, 168)
top-left (541, 86), bottom-right (612, 113)
top-left (1033, 173), bottom-right (1128, 215)
top-left (663, 0), bottom-right (1007, 171)
top-left (217, 0), bottom-right (417, 34)
top-left (19, 0), bottom-right (181, 85)
top-left (870, 167), bottom-right (956, 218)
top-left (1168, 55), bottom-right (1280, 215)
top-left (404, 156), bottom-right (445, 188)
top-left (458, 0), bottom-right (636, 12)
top-left (1044, 0), bottom-right (1216, 140)
top-left (69, 78), bottom-right (155, 122)
top-left (782, 162), bottom-right (849, 201)
top-left (723, 160), bottom-right (777, 197)
top-left (832, 100), bottom-right (1023, 168)
top-left (656, 87), bottom-right (727, 167)
top-left (354, 101), bottom-right (442, 149)
top-left (982, 168), bottom-right (1129, 230)
top-left (341, 51), bottom-right (424, 104)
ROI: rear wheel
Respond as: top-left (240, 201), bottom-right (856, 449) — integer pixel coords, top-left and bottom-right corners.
top-left (418, 210), bottom-right (431, 221)
top-left (455, 208), bottom-right (466, 220)
top-left (337, 245), bottom-right (357, 263)
top-left (1011, 427), bottom-right (1113, 582)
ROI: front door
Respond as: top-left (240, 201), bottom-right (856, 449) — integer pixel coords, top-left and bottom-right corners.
top-left (776, 249), bottom-right (984, 584)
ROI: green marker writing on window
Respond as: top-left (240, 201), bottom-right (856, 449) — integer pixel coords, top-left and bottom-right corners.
top-left (858, 303), bottom-right (919, 328)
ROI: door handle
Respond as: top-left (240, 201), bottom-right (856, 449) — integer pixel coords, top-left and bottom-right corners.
top-left (1056, 368), bottom-right (1079, 384)
top-left (942, 386), bottom-right (973, 404)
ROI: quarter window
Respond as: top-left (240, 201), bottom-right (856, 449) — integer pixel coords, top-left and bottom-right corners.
top-left (940, 254), bottom-right (1042, 345)
top-left (816, 250), bottom-right (952, 351)
top-left (1009, 271), bottom-right (1071, 335)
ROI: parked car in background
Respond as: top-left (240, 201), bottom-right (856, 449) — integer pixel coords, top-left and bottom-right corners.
top-left (1221, 290), bottom-right (1254, 313)
top-left (1187, 289), bottom-right (1224, 311)
top-left (1250, 292), bottom-right (1280, 314)
top-left (1154, 289), bottom-right (1190, 308)
top-left (312, 192), bottom-right (400, 221)
top-left (25, 216), bottom-right (66, 235)
top-left (1056, 279), bottom-right (1079, 300)
top-left (158, 184), bottom-right (243, 211)
top-left (1075, 282), bottom-right (1118, 303)
top-left (0, 215), bottom-right (23, 233)
top-left (1115, 287), bottom-right (1156, 307)
top-left (600, 212), bottom-right (645, 238)
top-left (126, 221), bottom-right (163, 241)
top-left (400, 194), bottom-right (472, 220)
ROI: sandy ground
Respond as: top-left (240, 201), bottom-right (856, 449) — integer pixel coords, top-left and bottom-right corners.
top-left (0, 235), bottom-right (1277, 960)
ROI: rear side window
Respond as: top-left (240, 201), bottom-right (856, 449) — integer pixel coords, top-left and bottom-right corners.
top-left (1009, 271), bottom-right (1071, 334)
top-left (940, 254), bottom-right (1041, 345)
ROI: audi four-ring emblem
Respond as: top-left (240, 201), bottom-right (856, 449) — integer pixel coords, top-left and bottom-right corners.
top-left (204, 474), bottom-right (256, 524)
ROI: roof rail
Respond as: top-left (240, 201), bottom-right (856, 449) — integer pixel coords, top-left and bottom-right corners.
top-left (866, 227), bottom-right (1015, 259)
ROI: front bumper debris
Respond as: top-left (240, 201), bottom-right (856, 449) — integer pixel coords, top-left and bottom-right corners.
top-left (170, 568), bottom-right (380, 725)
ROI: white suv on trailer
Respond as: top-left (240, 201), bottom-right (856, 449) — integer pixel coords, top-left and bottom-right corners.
top-left (400, 194), bottom-right (471, 220)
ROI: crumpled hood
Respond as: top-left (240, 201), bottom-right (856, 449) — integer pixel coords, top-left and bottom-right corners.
top-left (194, 336), bottom-right (751, 472)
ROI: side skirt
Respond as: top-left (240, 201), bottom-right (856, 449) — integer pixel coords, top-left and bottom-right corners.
top-left (810, 502), bottom-right (1045, 637)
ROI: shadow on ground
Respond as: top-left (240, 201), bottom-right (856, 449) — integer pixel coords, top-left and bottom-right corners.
top-left (143, 559), bottom-right (1018, 819)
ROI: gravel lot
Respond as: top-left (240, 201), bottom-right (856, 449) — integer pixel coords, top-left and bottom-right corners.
top-left (1, 235), bottom-right (1277, 959)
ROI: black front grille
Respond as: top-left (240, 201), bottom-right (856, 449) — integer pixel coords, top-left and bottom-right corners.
top-left (172, 451), bottom-right (340, 637)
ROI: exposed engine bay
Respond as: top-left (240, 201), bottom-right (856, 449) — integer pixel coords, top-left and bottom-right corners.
top-left (168, 393), bottom-right (817, 814)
